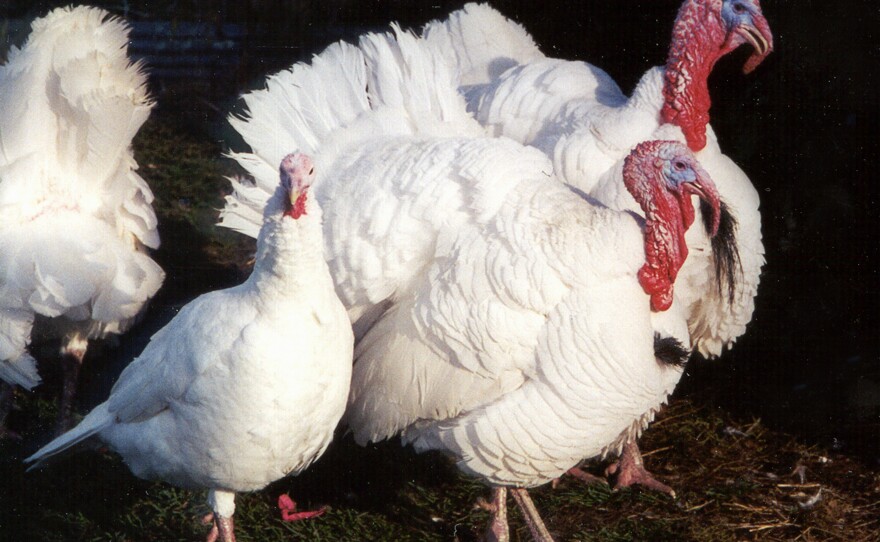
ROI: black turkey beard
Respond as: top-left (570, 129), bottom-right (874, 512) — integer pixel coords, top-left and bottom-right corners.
top-left (702, 199), bottom-right (742, 305)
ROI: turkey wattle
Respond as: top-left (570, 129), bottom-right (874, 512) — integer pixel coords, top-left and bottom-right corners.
top-left (27, 154), bottom-right (353, 542)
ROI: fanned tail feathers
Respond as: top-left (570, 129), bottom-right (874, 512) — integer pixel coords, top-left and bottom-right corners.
top-left (220, 25), bottom-right (476, 239)
top-left (0, 6), bottom-right (158, 250)
top-left (220, 41), bottom-right (369, 237)
top-left (421, 2), bottom-right (543, 87)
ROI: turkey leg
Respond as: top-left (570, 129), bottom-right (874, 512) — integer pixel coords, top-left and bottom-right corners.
top-left (478, 487), bottom-right (510, 542)
top-left (55, 334), bottom-right (88, 435)
top-left (510, 488), bottom-right (555, 542)
top-left (204, 514), bottom-right (236, 542)
top-left (606, 439), bottom-right (675, 497)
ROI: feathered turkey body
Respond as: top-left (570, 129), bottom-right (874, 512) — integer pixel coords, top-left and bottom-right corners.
top-left (217, 28), bottom-right (722, 540)
top-left (421, 0), bottom-right (772, 360)
top-left (420, 2), bottom-right (772, 493)
top-left (0, 6), bottom-right (164, 431)
top-left (28, 154), bottom-right (353, 542)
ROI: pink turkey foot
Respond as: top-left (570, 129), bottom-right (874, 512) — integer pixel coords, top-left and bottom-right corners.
top-left (202, 513), bottom-right (236, 542)
top-left (55, 336), bottom-right (88, 436)
top-left (477, 487), bottom-right (509, 542)
top-left (605, 440), bottom-right (675, 497)
top-left (277, 493), bottom-right (327, 522)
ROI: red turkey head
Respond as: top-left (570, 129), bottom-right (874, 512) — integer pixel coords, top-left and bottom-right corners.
top-left (661, 0), bottom-right (774, 151)
top-left (719, 0), bottom-right (774, 74)
top-left (623, 140), bottom-right (721, 311)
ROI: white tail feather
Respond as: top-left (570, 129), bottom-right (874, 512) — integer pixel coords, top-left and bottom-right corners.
top-left (421, 2), bottom-right (543, 87)
top-left (219, 25), bottom-right (476, 240)
top-left (0, 353), bottom-right (40, 390)
top-left (25, 402), bottom-right (112, 470)
top-left (0, 6), bottom-right (157, 249)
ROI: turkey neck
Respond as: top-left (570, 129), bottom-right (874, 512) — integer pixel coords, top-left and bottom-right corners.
top-left (660, 0), bottom-right (726, 152)
top-left (624, 160), bottom-right (691, 313)
top-left (250, 200), bottom-right (328, 296)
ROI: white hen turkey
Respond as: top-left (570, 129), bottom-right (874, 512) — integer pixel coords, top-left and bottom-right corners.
top-left (27, 154), bottom-right (353, 542)
top-left (218, 29), bottom-right (721, 540)
top-left (422, 0), bottom-right (773, 492)
top-left (0, 6), bottom-right (164, 434)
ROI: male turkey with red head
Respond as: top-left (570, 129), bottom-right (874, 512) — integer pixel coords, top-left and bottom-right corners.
top-left (422, 0), bottom-right (773, 494)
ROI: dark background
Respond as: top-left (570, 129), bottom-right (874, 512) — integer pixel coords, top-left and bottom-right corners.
top-left (2, 1), bottom-right (878, 462)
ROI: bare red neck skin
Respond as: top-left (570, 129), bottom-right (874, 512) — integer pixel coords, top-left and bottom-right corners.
top-left (284, 191), bottom-right (308, 220)
top-left (624, 152), bottom-right (694, 312)
top-left (659, 0), bottom-right (726, 152)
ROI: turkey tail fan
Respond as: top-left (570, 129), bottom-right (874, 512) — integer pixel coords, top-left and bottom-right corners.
top-left (420, 2), bottom-right (543, 87)
top-left (702, 199), bottom-right (742, 306)
top-left (226, 41), bottom-right (368, 188)
top-left (221, 41), bottom-right (369, 234)
top-left (0, 7), bottom-right (158, 252)
top-left (220, 25), bottom-right (477, 239)
top-left (359, 25), bottom-right (471, 132)
top-left (31, 6), bottom-right (157, 250)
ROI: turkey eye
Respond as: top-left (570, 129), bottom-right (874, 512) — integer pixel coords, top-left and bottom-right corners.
top-left (673, 161), bottom-right (686, 171)
top-left (733, 2), bottom-right (747, 14)
top-left (309, 167), bottom-right (314, 175)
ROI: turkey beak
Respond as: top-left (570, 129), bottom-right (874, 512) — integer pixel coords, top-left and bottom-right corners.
top-left (738, 15), bottom-right (774, 74)
top-left (288, 187), bottom-right (302, 208)
top-left (686, 174), bottom-right (721, 237)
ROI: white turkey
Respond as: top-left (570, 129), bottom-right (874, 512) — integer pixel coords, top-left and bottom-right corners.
top-left (218, 28), bottom-right (721, 540)
top-left (422, 0), bottom-right (773, 492)
top-left (27, 153), bottom-right (353, 542)
top-left (0, 6), bottom-right (164, 434)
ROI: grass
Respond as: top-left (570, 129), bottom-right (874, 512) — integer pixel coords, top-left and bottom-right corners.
top-left (1, 107), bottom-right (878, 542)
top-left (5, 391), bottom-right (879, 541)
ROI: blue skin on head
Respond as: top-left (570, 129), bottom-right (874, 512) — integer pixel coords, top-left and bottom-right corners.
top-left (657, 145), bottom-right (700, 192)
top-left (721, 0), bottom-right (762, 32)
